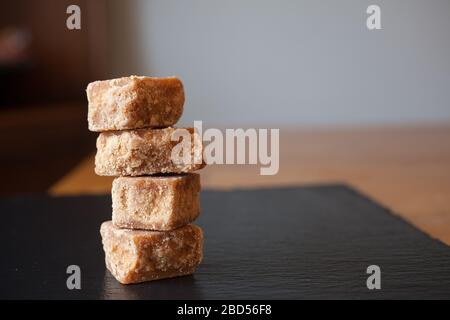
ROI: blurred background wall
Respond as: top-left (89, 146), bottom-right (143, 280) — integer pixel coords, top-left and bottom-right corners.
top-left (108, 0), bottom-right (450, 126)
top-left (0, 0), bottom-right (107, 106)
top-left (0, 0), bottom-right (107, 194)
top-left (1, 0), bottom-right (450, 195)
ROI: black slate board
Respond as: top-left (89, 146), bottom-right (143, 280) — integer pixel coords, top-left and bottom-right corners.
top-left (1, 185), bottom-right (449, 299)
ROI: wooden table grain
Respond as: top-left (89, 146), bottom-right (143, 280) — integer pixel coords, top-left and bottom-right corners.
top-left (50, 124), bottom-right (450, 245)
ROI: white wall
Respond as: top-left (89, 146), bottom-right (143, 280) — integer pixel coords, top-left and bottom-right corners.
top-left (108, 0), bottom-right (450, 126)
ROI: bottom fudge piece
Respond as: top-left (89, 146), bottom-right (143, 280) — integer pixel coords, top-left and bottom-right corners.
top-left (112, 174), bottom-right (200, 231)
top-left (100, 221), bottom-right (203, 284)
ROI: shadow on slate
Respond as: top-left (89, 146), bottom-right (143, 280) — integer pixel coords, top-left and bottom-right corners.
top-left (0, 185), bottom-right (449, 299)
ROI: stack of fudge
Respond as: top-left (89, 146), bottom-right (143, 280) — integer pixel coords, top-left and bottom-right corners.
top-left (86, 76), bottom-right (205, 284)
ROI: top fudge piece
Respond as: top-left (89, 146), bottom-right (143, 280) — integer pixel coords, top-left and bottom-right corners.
top-left (87, 76), bottom-right (184, 132)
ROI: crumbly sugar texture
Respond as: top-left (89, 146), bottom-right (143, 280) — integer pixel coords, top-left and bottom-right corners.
top-left (100, 221), bottom-right (203, 284)
top-left (87, 76), bottom-right (184, 132)
top-left (95, 127), bottom-right (205, 176)
top-left (112, 174), bottom-right (201, 231)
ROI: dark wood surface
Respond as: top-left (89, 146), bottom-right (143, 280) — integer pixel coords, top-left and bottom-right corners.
top-left (1, 185), bottom-right (450, 299)
top-left (0, 103), bottom-right (95, 195)
top-left (0, 0), bottom-right (108, 105)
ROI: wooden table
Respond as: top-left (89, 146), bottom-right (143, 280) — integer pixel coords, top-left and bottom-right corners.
top-left (50, 124), bottom-right (450, 245)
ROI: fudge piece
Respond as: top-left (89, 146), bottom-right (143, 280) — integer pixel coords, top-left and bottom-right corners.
top-left (100, 221), bottom-right (203, 284)
top-left (95, 127), bottom-right (205, 176)
top-left (87, 76), bottom-right (184, 132)
top-left (112, 174), bottom-right (201, 231)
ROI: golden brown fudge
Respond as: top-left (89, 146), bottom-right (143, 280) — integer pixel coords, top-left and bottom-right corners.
top-left (87, 76), bottom-right (184, 132)
top-left (100, 221), bottom-right (203, 284)
top-left (95, 127), bottom-right (205, 176)
top-left (112, 174), bottom-right (201, 231)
